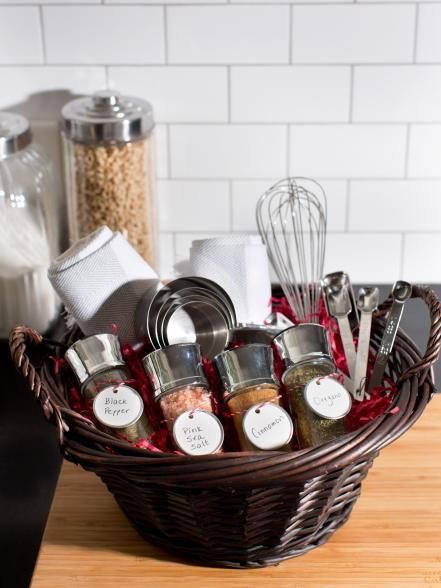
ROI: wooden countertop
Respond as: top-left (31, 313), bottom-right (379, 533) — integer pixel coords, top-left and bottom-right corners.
top-left (32, 396), bottom-right (441, 588)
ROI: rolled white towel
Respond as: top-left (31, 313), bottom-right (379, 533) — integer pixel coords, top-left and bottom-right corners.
top-left (189, 235), bottom-right (272, 325)
top-left (48, 226), bottom-right (160, 345)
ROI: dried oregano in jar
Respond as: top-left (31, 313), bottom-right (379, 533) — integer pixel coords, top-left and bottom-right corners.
top-left (62, 91), bottom-right (156, 267)
top-left (274, 324), bottom-right (352, 449)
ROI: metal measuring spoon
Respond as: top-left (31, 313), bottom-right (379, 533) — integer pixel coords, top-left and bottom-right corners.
top-left (368, 281), bottom-right (412, 393)
top-left (322, 273), bottom-right (357, 389)
top-left (353, 287), bottom-right (379, 401)
top-left (322, 271), bottom-right (359, 329)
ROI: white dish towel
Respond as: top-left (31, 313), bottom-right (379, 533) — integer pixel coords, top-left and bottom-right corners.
top-left (48, 226), bottom-right (160, 345)
top-left (189, 235), bottom-right (272, 325)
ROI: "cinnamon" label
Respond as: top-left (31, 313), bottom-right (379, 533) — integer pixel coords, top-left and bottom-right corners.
top-left (242, 403), bottom-right (293, 450)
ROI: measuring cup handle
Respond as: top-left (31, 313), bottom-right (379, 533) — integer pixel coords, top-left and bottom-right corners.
top-left (389, 286), bottom-right (441, 386)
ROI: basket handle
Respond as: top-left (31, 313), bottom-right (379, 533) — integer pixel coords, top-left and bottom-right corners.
top-left (378, 285), bottom-right (441, 386)
top-left (9, 326), bottom-right (68, 444)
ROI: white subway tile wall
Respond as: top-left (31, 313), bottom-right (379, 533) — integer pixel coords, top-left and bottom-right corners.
top-left (0, 1), bottom-right (440, 282)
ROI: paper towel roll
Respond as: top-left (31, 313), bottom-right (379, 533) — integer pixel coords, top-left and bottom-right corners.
top-left (48, 226), bottom-right (160, 345)
top-left (189, 235), bottom-right (271, 325)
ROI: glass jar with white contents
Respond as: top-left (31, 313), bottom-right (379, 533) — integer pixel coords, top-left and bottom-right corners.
top-left (0, 112), bottom-right (58, 337)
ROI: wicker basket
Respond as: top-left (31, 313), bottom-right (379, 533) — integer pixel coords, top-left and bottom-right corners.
top-left (9, 285), bottom-right (441, 569)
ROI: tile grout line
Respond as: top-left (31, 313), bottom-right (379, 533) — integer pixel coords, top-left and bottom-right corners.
top-left (166, 124), bottom-right (172, 179)
top-left (413, 3), bottom-right (420, 63)
top-left (349, 65), bottom-right (355, 122)
top-left (155, 176), bottom-right (441, 182)
top-left (25, 1), bottom-right (441, 6)
top-left (228, 179), bottom-right (234, 230)
top-left (399, 233), bottom-right (406, 277)
top-left (404, 124), bottom-right (411, 178)
top-left (4, 62), bottom-right (441, 68)
top-left (171, 232), bottom-right (178, 277)
top-left (227, 66), bottom-right (231, 123)
top-left (345, 179), bottom-right (351, 232)
top-left (286, 124), bottom-right (290, 175)
top-left (288, 3), bottom-right (293, 64)
top-left (163, 5), bottom-right (169, 64)
top-left (38, 5), bottom-right (47, 65)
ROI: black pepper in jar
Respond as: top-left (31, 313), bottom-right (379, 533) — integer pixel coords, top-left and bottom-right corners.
top-left (65, 334), bottom-right (154, 444)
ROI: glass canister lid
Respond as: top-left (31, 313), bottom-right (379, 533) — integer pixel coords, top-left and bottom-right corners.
top-left (0, 112), bottom-right (32, 159)
top-left (61, 90), bottom-right (154, 144)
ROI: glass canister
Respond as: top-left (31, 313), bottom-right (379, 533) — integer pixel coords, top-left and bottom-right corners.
top-left (66, 333), bottom-right (155, 444)
top-left (142, 343), bottom-right (224, 455)
top-left (273, 324), bottom-right (352, 448)
top-left (214, 344), bottom-right (293, 451)
top-left (0, 112), bottom-right (59, 338)
top-left (61, 90), bottom-right (157, 267)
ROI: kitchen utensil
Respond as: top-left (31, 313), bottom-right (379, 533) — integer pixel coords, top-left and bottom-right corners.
top-left (322, 271), bottom-right (359, 329)
top-left (321, 272), bottom-right (357, 388)
top-left (61, 90), bottom-right (157, 266)
top-left (159, 293), bottom-right (232, 344)
top-left (138, 276), bottom-right (237, 359)
top-left (368, 281), bottom-right (412, 393)
top-left (353, 287), bottom-right (379, 401)
top-left (256, 177), bottom-right (327, 323)
top-left (163, 300), bottom-right (231, 359)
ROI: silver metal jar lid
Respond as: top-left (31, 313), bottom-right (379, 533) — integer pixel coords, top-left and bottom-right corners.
top-left (273, 324), bottom-right (333, 370)
top-left (61, 90), bottom-right (154, 144)
top-left (0, 112), bottom-right (32, 159)
top-left (65, 333), bottom-right (126, 385)
top-left (142, 343), bottom-right (208, 399)
top-left (214, 344), bottom-right (279, 397)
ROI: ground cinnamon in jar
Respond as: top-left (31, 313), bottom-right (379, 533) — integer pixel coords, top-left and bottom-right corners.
top-left (214, 344), bottom-right (293, 451)
top-left (274, 324), bottom-right (352, 448)
top-left (142, 343), bottom-right (224, 455)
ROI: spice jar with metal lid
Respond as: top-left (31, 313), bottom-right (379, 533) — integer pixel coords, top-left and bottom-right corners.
top-left (0, 112), bottom-right (59, 338)
top-left (61, 90), bottom-right (156, 267)
top-left (142, 343), bottom-right (224, 456)
top-left (214, 344), bottom-right (293, 451)
top-left (273, 324), bottom-right (352, 448)
top-left (65, 333), bottom-right (154, 444)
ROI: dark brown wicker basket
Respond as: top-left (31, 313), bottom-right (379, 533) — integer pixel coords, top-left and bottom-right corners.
top-left (9, 285), bottom-right (441, 569)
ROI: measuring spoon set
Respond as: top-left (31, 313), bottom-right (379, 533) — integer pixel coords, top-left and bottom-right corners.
top-left (322, 272), bottom-right (412, 401)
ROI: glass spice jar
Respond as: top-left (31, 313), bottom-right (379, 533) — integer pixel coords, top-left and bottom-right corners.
top-left (65, 334), bottom-right (154, 443)
top-left (273, 324), bottom-right (352, 448)
top-left (61, 90), bottom-right (157, 267)
top-left (214, 344), bottom-right (293, 451)
top-left (142, 343), bottom-right (224, 455)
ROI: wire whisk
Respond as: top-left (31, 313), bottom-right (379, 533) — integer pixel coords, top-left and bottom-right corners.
top-left (256, 177), bottom-right (327, 323)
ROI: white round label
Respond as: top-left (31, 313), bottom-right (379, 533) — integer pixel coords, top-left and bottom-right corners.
top-left (93, 385), bottom-right (144, 428)
top-left (172, 410), bottom-right (224, 456)
top-left (304, 377), bottom-right (352, 420)
top-left (242, 403), bottom-right (293, 451)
